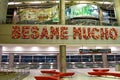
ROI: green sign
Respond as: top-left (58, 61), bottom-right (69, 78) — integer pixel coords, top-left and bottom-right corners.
top-left (66, 4), bottom-right (99, 19)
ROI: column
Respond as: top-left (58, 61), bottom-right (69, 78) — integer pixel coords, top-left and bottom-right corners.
top-left (59, 45), bottom-right (66, 72)
top-left (0, 0), bottom-right (8, 24)
top-left (59, 0), bottom-right (65, 24)
top-left (59, 0), bottom-right (66, 72)
top-left (114, 0), bottom-right (120, 26)
top-left (0, 46), bottom-right (2, 70)
top-left (57, 54), bottom-right (60, 70)
top-left (99, 8), bottom-right (103, 26)
top-left (102, 53), bottom-right (108, 68)
top-left (9, 53), bottom-right (14, 70)
top-left (115, 64), bottom-right (120, 71)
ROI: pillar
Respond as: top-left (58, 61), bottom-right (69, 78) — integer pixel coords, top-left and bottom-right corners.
top-left (102, 53), bottom-right (108, 68)
top-left (59, 0), bottom-right (66, 72)
top-left (59, 45), bottom-right (66, 72)
top-left (0, 0), bottom-right (8, 24)
top-left (57, 54), bottom-right (60, 70)
top-left (9, 53), bottom-right (14, 70)
top-left (0, 46), bottom-right (2, 70)
top-left (115, 64), bottom-right (120, 71)
top-left (114, 0), bottom-right (120, 26)
top-left (99, 8), bottom-right (103, 25)
top-left (59, 0), bottom-right (65, 24)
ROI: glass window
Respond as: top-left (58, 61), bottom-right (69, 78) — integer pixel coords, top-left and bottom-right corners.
top-left (81, 55), bottom-right (93, 62)
top-left (2, 55), bottom-right (9, 62)
top-left (107, 55), bottom-right (115, 61)
top-left (33, 56), bottom-right (45, 62)
top-left (95, 55), bottom-right (102, 62)
top-left (69, 56), bottom-right (81, 62)
top-left (46, 56), bottom-right (57, 63)
top-left (115, 55), bottom-right (120, 61)
top-left (93, 63), bottom-right (103, 68)
top-left (108, 62), bottom-right (116, 67)
top-left (14, 55), bottom-right (19, 62)
top-left (66, 56), bottom-right (69, 62)
top-left (21, 56), bottom-right (32, 62)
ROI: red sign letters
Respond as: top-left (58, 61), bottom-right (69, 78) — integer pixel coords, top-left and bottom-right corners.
top-left (12, 26), bottom-right (118, 40)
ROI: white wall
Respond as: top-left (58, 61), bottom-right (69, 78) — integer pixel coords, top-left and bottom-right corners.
top-left (2, 45), bottom-right (120, 54)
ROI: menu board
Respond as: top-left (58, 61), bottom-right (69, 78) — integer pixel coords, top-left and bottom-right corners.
top-left (79, 49), bottom-right (111, 53)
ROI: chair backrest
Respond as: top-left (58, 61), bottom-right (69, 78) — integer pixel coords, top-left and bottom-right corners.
top-left (34, 76), bottom-right (58, 80)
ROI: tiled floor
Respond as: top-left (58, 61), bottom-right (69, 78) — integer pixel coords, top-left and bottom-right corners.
top-left (23, 68), bottom-right (120, 80)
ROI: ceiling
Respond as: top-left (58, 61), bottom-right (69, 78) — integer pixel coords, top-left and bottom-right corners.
top-left (8, 0), bottom-right (114, 10)
top-left (9, 0), bottom-right (112, 1)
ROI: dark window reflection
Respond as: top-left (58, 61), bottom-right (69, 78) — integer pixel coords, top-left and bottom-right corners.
top-left (2, 55), bottom-right (9, 62)
top-left (115, 55), bottom-right (120, 61)
top-left (81, 55), bottom-right (93, 62)
top-left (33, 56), bottom-right (45, 62)
top-left (70, 56), bottom-right (81, 62)
top-left (14, 55), bottom-right (19, 62)
top-left (95, 55), bottom-right (102, 62)
top-left (107, 55), bottom-right (115, 61)
top-left (46, 56), bottom-right (57, 63)
top-left (21, 56), bottom-right (32, 62)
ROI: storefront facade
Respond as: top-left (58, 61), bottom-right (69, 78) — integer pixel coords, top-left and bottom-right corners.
top-left (0, 24), bottom-right (120, 70)
top-left (0, 0), bottom-right (120, 73)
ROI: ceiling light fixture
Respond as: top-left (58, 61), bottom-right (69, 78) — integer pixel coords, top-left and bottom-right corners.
top-left (8, 2), bottom-right (22, 5)
top-left (26, 1), bottom-right (42, 4)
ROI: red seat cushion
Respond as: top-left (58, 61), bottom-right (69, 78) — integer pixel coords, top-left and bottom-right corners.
top-left (34, 76), bottom-right (58, 80)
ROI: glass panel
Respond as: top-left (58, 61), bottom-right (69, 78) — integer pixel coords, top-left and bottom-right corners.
top-left (69, 56), bottom-right (81, 62)
top-left (29, 64), bottom-right (39, 69)
top-left (75, 63), bottom-right (93, 68)
top-left (81, 55), bottom-right (93, 62)
top-left (21, 56), bottom-right (32, 62)
top-left (40, 64), bottom-right (50, 69)
top-left (95, 55), bottom-right (102, 62)
top-left (33, 56), bottom-right (45, 62)
top-left (108, 62), bottom-right (116, 68)
top-left (2, 55), bottom-right (9, 62)
top-left (93, 63), bottom-right (103, 68)
top-left (66, 56), bottom-right (69, 62)
top-left (107, 55), bottom-right (115, 61)
top-left (46, 56), bottom-right (57, 63)
top-left (1, 64), bottom-right (9, 69)
top-left (67, 63), bottom-right (73, 69)
top-left (14, 55), bottom-right (19, 62)
top-left (75, 63), bottom-right (84, 68)
top-left (115, 55), bottom-right (120, 61)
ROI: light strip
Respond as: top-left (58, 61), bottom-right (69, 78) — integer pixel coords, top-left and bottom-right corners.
top-left (8, 2), bottom-right (22, 5)
top-left (97, 1), bottom-right (112, 4)
top-left (26, 1), bottom-right (42, 4)
top-left (25, 1), bottom-right (49, 4)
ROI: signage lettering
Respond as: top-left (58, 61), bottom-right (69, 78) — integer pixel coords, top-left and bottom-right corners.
top-left (79, 49), bottom-right (111, 53)
top-left (73, 27), bottom-right (118, 40)
top-left (12, 26), bottom-right (68, 39)
top-left (12, 26), bottom-right (118, 40)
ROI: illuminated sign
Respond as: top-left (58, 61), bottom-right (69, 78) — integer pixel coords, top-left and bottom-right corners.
top-left (12, 26), bottom-right (118, 40)
top-left (53, 4), bottom-right (99, 22)
top-left (66, 4), bottom-right (99, 19)
top-left (79, 49), bottom-right (111, 53)
top-left (19, 5), bottom-right (58, 22)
